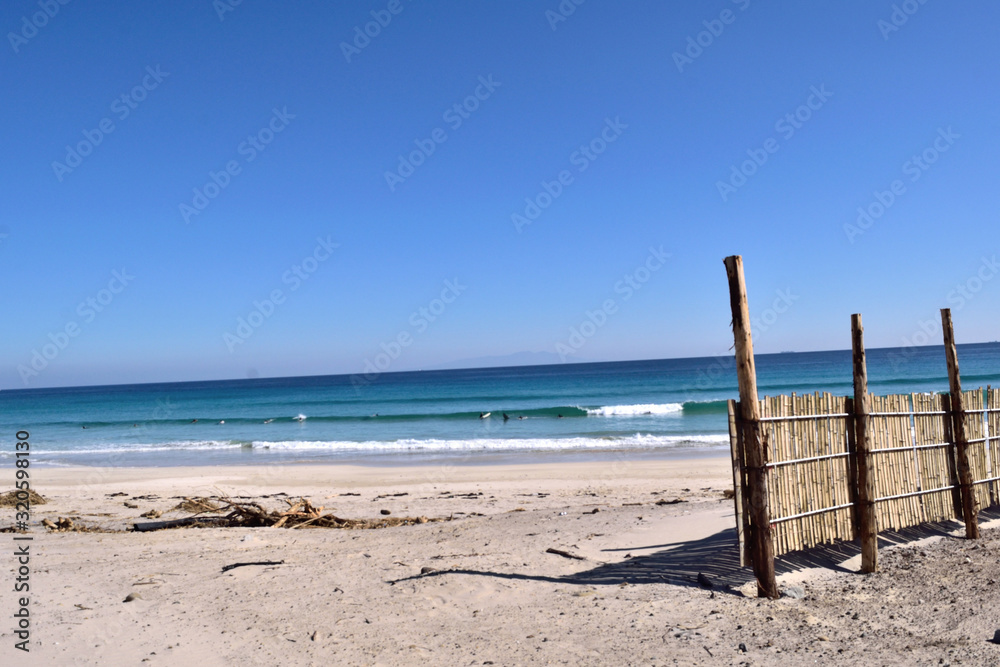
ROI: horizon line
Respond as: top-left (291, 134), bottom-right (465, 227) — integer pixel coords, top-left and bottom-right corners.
top-left (5, 340), bottom-right (997, 394)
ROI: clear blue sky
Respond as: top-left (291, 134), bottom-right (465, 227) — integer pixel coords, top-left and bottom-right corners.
top-left (3, 0), bottom-right (999, 389)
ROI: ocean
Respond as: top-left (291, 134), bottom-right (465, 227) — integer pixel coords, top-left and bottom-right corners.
top-left (3, 343), bottom-right (999, 468)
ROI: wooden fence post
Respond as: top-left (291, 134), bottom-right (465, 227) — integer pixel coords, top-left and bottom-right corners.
top-left (989, 385), bottom-right (998, 509)
top-left (940, 393), bottom-right (965, 519)
top-left (941, 308), bottom-right (979, 539)
top-left (727, 400), bottom-right (749, 567)
top-left (851, 314), bottom-right (878, 572)
top-left (723, 256), bottom-right (779, 599)
top-left (845, 396), bottom-right (860, 535)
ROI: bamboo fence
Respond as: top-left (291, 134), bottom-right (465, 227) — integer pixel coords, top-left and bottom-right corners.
top-left (729, 388), bottom-right (1000, 560)
top-left (868, 393), bottom-right (956, 532)
top-left (759, 393), bottom-right (853, 557)
top-left (723, 256), bottom-right (994, 596)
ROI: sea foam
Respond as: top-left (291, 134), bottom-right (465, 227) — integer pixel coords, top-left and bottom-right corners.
top-left (19, 433), bottom-right (730, 459)
top-left (586, 403), bottom-right (684, 416)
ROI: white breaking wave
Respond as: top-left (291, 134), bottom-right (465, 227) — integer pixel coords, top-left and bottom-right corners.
top-left (252, 433), bottom-right (727, 452)
top-left (20, 434), bottom-right (730, 459)
top-left (24, 440), bottom-right (248, 456)
top-left (586, 403), bottom-right (684, 417)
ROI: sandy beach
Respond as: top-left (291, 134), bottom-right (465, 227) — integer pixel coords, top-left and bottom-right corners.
top-left (3, 458), bottom-right (1000, 666)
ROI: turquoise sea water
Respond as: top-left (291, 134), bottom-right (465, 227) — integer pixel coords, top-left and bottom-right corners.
top-left (3, 343), bottom-right (999, 467)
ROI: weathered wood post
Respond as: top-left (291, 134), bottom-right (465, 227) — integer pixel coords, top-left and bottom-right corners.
top-left (723, 255), bottom-right (779, 599)
top-left (727, 399), bottom-right (751, 566)
top-left (851, 314), bottom-right (878, 572)
top-left (989, 385), bottom-right (998, 509)
top-left (941, 308), bottom-right (979, 539)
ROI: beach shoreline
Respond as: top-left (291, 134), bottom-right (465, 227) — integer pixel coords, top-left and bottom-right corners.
top-left (25, 456), bottom-right (736, 505)
top-left (21, 442), bottom-right (732, 470)
top-left (6, 457), bottom-right (1000, 665)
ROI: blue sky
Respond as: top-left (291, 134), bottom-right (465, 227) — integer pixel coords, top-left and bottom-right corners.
top-left (2, 0), bottom-right (999, 389)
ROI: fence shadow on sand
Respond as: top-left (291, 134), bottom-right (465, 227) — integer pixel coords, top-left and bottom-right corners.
top-left (394, 507), bottom-right (1000, 597)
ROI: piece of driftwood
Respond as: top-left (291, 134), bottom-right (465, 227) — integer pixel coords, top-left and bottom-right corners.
top-left (222, 560), bottom-right (284, 573)
top-left (172, 497), bottom-right (224, 513)
top-left (546, 547), bottom-right (585, 561)
top-left (133, 517), bottom-right (226, 532)
top-left (133, 497), bottom-right (452, 532)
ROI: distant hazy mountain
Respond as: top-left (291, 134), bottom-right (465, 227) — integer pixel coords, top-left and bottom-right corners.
top-left (430, 351), bottom-right (576, 371)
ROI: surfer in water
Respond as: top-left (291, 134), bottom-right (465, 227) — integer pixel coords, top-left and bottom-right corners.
top-left (503, 413), bottom-right (509, 422)
top-left (263, 419), bottom-right (273, 424)
top-left (479, 412), bottom-right (491, 419)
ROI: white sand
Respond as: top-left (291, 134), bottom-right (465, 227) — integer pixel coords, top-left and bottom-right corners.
top-left (3, 458), bottom-right (999, 666)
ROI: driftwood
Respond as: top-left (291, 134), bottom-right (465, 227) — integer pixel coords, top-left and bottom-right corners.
top-left (373, 492), bottom-right (408, 500)
top-left (133, 497), bottom-right (452, 532)
top-left (133, 517), bottom-right (226, 532)
top-left (546, 547), bottom-right (585, 561)
top-left (172, 497), bottom-right (224, 513)
top-left (221, 560), bottom-right (284, 573)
